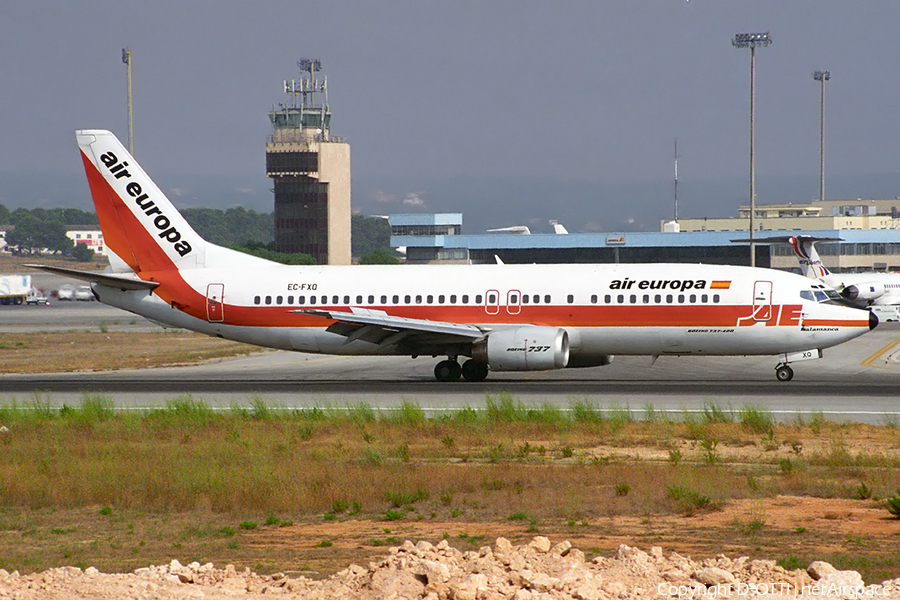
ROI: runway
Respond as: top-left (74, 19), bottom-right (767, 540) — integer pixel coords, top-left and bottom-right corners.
top-left (2, 300), bottom-right (898, 423)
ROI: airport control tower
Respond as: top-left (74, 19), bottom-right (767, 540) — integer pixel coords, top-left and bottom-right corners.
top-left (266, 60), bottom-right (351, 265)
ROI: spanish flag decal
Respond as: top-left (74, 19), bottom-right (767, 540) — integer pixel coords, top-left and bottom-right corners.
top-left (710, 280), bottom-right (732, 289)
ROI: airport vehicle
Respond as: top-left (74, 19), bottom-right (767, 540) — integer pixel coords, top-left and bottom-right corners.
top-left (25, 291), bottom-right (49, 305)
top-left (57, 284), bottom-right (75, 301)
top-left (74, 285), bottom-right (94, 301)
top-left (0, 275), bottom-right (31, 305)
top-left (30, 130), bottom-right (877, 382)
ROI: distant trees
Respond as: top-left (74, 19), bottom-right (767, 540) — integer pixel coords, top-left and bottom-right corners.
top-left (358, 248), bottom-right (400, 265)
top-left (352, 215), bottom-right (393, 257)
top-left (230, 241), bottom-right (316, 265)
top-left (4, 213), bottom-right (74, 255)
top-left (2, 205), bottom-right (399, 264)
top-left (181, 207), bottom-right (273, 247)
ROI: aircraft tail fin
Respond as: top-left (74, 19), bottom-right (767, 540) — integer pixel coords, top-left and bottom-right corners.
top-left (789, 235), bottom-right (832, 280)
top-left (76, 130), bottom-right (208, 273)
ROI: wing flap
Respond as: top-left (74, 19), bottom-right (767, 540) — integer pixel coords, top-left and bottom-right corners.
top-left (293, 307), bottom-right (485, 348)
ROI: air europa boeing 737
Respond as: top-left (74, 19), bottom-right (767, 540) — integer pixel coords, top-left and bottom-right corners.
top-left (31, 130), bottom-right (877, 382)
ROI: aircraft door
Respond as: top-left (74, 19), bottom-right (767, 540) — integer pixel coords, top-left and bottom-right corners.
top-left (207, 283), bottom-right (225, 323)
top-left (485, 289), bottom-right (500, 315)
top-left (753, 281), bottom-right (772, 322)
top-left (506, 290), bottom-right (521, 315)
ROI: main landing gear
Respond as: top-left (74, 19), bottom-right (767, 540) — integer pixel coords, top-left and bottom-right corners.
top-left (774, 363), bottom-right (794, 382)
top-left (434, 358), bottom-right (489, 382)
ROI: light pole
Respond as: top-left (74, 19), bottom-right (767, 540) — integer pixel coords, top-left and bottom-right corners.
top-left (122, 48), bottom-right (133, 155)
top-left (732, 32), bottom-right (772, 267)
top-left (813, 70), bottom-right (830, 203)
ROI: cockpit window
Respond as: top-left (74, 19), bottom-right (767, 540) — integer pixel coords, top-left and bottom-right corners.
top-left (802, 288), bottom-right (844, 303)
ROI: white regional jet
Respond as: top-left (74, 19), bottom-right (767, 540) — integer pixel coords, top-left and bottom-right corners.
top-left (788, 235), bottom-right (900, 306)
top-left (31, 131), bottom-right (877, 382)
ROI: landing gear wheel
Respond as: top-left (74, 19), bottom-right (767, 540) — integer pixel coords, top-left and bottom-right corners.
top-left (461, 359), bottom-right (489, 382)
top-left (775, 364), bottom-right (794, 382)
top-left (434, 359), bottom-right (462, 382)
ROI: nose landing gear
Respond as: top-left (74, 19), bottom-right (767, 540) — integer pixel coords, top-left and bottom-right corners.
top-left (775, 363), bottom-right (794, 382)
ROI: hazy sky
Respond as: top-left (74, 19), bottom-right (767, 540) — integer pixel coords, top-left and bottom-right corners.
top-left (2, 1), bottom-right (899, 231)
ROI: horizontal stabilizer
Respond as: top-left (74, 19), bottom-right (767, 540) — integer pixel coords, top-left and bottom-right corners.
top-left (25, 264), bottom-right (160, 291)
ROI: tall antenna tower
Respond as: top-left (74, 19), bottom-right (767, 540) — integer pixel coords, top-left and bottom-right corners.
top-left (122, 48), bottom-right (133, 155)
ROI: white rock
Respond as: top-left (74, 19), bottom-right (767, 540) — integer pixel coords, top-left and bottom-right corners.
top-left (808, 560), bottom-right (838, 580)
top-left (530, 536), bottom-right (552, 553)
top-left (694, 567), bottom-right (735, 586)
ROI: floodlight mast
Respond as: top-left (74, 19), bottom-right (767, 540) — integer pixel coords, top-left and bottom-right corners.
top-left (813, 70), bottom-right (831, 204)
top-left (732, 32), bottom-right (771, 267)
top-left (122, 48), bottom-right (133, 155)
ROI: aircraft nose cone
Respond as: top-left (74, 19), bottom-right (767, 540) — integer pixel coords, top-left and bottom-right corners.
top-left (870, 310), bottom-right (879, 330)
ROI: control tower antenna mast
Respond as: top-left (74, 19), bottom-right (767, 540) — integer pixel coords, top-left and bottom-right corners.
top-left (122, 48), bottom-right (133, 155)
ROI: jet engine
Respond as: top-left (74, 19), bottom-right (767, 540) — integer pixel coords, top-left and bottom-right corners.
top-left (471, 326), bottom-right (569, 371)
top-left (842, 282), bottom-right (885, 302)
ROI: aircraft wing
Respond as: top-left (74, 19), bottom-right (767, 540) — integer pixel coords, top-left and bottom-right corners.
top-left (25, 264), bottom-right (160, 291)
top-left (292, 307), bottom-right (486, 350)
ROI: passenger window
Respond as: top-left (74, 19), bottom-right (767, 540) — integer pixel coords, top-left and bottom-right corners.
top-left (689, 294), bottom-right (696, 303)
top-left (488, 293), bottom-right (497, 303)
top-left (450, 294), bottom-right (457, 303)
top-left (544, 295), bottom-right (551, 303)
top-left (522, 295), bottom-right (529, 304)
top-left (532, 295), bottom-right (539, 304)
top-left (356, 295), bottom-right (363, 304)
top-left (604, 294), bottom-right (611, 303)
top-left (368, 294), bottom-right (375, 304)
top-left (416, 295), bottom-right (423, 304)
top-left (427, 294), bottom-right (433, 303)
top-left (567, 294), bottom-right (574, 304)
top-left (629, 295), bottom-right (636, 303)
top-left (617, 294), bottom-right (624, 303)
top-left (701, 294), bottom-right (708, 303)
top-left (332, 295), bottom-right (339, 304)
top-left (298, 296), bottom-right (305, 305)
top-left (392, 295), bottom-right (399, 304)
top-left (713, 294), bottom-right (720, 303)
top-left (321, 296), bottom-right (327, 304)
top-left (462, 294), bottom-right (469, 304)
top-left (309, 296), bottom-right (316, 305)
top-left (666, 294), bottom-right (673, 303)
top-left (510, 294), bottom-right (518, 304)
top-left (438, 295), bottom-right (445, 304)
top-left (254, 296), bottom-right (260, 305)
top-left (276, 296), bottom-right (283, 304)
top-left (643, 295), bottom-right (649, 303)
top-left (404, 295), bottom-right (411, 304)
top-left (287, 295), bottom-right (294, 304)
top-left (590, 294), bottom-right (597, 304)
top-left (343, 295), bottom-right (350, 304)
top-left (476, 294), bottom-right (483, 303)
top-left (265, 296), bottom-right (272, 305)
top-left (381, 295), bottom-right (387, 304)
top-left (678, 294), bottom-right (685, 303)
top-left (654, 294), bottom-right (661, 303)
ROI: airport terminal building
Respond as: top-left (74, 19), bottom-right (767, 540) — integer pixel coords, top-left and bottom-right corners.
top-left (390, 198), bottom-right (900, 273)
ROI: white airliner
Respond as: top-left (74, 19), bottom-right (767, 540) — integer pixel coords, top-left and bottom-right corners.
top-left (31, 131), bottom-right (877, 382)
top-left (786, 235), bottom-right (900, 307)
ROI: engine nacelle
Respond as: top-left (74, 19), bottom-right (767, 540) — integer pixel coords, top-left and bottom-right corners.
top-left (472, 326), bottom-right (569, 371)
top-left (842, 281), bottom-right (885, 302)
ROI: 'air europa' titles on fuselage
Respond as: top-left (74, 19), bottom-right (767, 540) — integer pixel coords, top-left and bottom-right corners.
top-left (609, 278), bottom-right (723, 293)
top-left (98, 151), bottom-right (193, 258)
